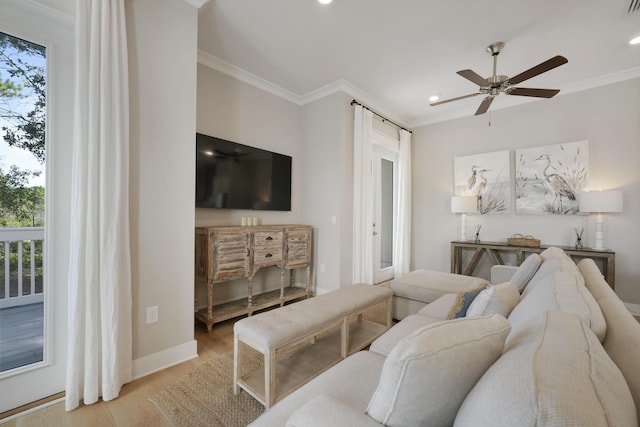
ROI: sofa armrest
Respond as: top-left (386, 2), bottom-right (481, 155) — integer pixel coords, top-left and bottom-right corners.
top-left (491, 265), bottom-right (518, 284)
top-left (286, 394), bottom-right (381, 427)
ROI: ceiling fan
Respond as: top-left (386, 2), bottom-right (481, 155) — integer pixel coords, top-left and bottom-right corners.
top-left (430, 42), bottom-right (568, 115)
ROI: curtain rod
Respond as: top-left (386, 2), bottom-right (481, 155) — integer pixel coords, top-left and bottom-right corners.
top-left (350, 100), bottom-right (412, 134)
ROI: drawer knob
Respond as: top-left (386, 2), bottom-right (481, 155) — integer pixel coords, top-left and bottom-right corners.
top-left (265, 253), bottom-right (272, 258)
top-left (266, 236), bottom-right (273, 241)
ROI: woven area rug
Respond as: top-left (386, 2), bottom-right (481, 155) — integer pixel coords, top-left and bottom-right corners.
top-left (149, 352), bottom-right (264, 427)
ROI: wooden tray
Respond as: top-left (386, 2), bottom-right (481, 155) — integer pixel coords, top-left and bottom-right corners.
top-left (507, 235), bottom-right (541, 247)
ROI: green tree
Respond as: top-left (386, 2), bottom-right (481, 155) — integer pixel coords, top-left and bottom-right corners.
top-left (0, 32), bottom-right (46, 228)
top-left (0, 165), bottom-right (44, 227)
top-left (0, 32), bottom-right (46, 164)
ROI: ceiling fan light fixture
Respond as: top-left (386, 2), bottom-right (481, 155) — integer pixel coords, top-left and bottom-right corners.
top-left (429, 94), bottom-right (440, 102)
top-left (630, 35), bottom-right (640, 45)
top-left (318, 0), bottom-right (333, 4)
top-left (430, 42), bottom-right (567, 116)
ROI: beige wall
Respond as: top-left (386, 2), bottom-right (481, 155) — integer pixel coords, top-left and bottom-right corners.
top-left (412, 78), bottom-right (640, 304)
top-left (195, 65), bottom-right (305, 303)
top-left (127, 0), bottom-right (198, 361)
top-left (301, 92), bottom-right (355, 292)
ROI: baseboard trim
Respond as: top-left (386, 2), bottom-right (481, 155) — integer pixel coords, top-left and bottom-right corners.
top-left (0, 395), bottom-right (64, 423)
top-left (132, 340), bottom-right (198, 381)
top-left (624, 302), bottom-right (640, 316)
top-left (314, 286), bottom-right (332, 295)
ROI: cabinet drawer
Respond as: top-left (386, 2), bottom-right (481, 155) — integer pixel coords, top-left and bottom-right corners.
top-left (254, 231), bottom-right (283, 246)
top-left (253, 245), bottom-right (283, 265)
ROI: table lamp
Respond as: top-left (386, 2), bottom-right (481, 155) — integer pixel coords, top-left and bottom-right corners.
top-left (579, 190), bottom-right (623, 250)
top-left (451, 196), bottom-right (478, 241)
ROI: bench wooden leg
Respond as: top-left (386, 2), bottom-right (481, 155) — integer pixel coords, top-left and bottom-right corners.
top-left (386, 296), bottom-right (392, 327)
top-left (265, 350), bottom-right (275, 409)
top-left (341, 318), bottom-right (349, 358)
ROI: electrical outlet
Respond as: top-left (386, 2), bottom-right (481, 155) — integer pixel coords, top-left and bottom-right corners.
top-left (146, 306), bottom-right (158, 324)
top-left (319, 263), bottom-right (326, 273)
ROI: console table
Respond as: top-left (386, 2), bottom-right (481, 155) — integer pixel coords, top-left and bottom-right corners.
top-left (451, 240), bottom-right (615, 289)
top-left (195, 225), bottom-right (313, 331)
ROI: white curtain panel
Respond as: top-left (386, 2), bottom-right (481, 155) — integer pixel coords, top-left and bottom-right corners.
top-left (352, 105), bottom-right (374, 284)
top-left (393, 129), bottom-right (412, 277)
top-left (66, 0), bottom-right (132, 411)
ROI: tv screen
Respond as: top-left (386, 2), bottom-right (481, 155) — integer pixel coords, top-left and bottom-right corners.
top-left (195, 133), bottom-right (292, 211)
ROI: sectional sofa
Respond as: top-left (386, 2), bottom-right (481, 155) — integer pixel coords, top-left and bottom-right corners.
top-left (250, 247), bottom-right (640, 426)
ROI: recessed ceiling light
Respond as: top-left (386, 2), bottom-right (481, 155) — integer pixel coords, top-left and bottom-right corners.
top-left (630, 35), bottom-right (640, 45)
top-left (318, 0), bottom-right (333, 4)
top-left (429, 94), bottom-right (440, 102)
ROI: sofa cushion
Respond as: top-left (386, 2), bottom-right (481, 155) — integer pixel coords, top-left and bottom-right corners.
top-left (466, 282), bottom-right (520, 318)
top-left (369, 313), bottom-right (441, 357)
top-left (447, 284), bottom-right (488, 319)
top-left (579, 258), bottom-right (640, 426)
top-left (249, 351), bottom-right (385, 427)
top-left (454, 311), bottom-right (637, 427)
top-left (390, 269), bottom-right (487, 303)
top-left (522, 247), bottom-right (579, 297)
top-left (416, 292), bottom-right (458, 320)
top-left (366, 315), bottom-right (511, 427)
top-left (507, 269), bottom-right (606, 343)
top-left (509, 253), bottom-right (542, 292)
top-left (286, 395), bottom-right (381, 427)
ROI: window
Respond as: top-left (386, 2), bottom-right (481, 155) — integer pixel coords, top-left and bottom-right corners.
top-left (0, 31), bottom-right (46, 373)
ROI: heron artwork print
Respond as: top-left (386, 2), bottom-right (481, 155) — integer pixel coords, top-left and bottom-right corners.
top-left (454, 150), bottom-right (511, 214)
top-left (515, 141), bottom-right (589, 215)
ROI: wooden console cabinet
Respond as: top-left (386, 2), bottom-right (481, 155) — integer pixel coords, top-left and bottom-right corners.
top-left (451, 240), bottom-right (615, 289)
top-left (195, 225), bottom-right (312, 331)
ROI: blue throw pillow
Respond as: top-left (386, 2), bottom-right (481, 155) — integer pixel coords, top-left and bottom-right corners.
top-left (448, 284), bottom-right (489, 319)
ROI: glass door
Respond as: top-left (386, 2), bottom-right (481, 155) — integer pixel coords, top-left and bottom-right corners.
top-left (373, 147), bottom-right (397, 284)
top-left (0, 1), bottom-right (73, 412)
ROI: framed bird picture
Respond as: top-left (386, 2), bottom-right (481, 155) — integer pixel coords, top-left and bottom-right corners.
top-left (515, 141), bottom-right (589, 215)
top-left (454, 150), bottom-right (511, 214)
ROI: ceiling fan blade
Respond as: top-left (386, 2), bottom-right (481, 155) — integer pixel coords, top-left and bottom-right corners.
top-left (508, 55), bottom-right (568, 85)
top-left (507, 87), bottom-right (560, 98)
top-left (475, 96), bottom-right (494, 115)
top-left (457, 69), bottom-right (491, 87)
top-left (430, 92), bottom-right (481, 106)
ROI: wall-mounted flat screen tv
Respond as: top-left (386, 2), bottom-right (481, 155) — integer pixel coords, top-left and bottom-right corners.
top-left (195, 133), bottom-right (292, 211)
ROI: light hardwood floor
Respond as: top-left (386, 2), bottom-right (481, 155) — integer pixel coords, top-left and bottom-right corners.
top-left (1, 319), bottom-right (237, 426)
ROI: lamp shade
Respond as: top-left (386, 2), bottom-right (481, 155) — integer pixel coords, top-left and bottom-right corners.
top-left (451, 196), bottom-right (478, 213)
top-left (579, 191), bottom-right (623, 213)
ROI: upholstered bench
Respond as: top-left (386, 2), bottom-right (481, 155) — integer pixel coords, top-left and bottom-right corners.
top-left (391, 269), bottom-right (488, 320)
top-left (233, 284), bottom-right (392, 409)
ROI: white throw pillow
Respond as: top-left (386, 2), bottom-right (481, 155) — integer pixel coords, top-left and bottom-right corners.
top-left (466, 282), bottom-right (520, 318)
top-left (454, 311), bottom-right (636, 427)
top-left (509, 253), bottom-right (542, 292)
top-left (366, 315), bottom-right (511, 427)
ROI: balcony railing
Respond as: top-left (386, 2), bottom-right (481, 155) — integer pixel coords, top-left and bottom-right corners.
top-left (0, 227), bottom-right (44, 309)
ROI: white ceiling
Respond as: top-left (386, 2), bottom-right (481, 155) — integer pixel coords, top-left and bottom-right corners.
top-left (199, 0), bottom-right (640, 127)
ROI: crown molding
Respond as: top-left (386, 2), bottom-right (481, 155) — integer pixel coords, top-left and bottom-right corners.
top-left (559, 66), bottom-right (640, 96)
top-left (198, 49), bottom-right (639, 130)
top-left (183, 0), bottom-right (210, 8)
top-left (409, 66), bottom-right (640, 128)
top-left (197, 50), bottom-right (303, 105)
top-left (301, 79), bottom-right (412, 128)
top-left (197, 50), bottom-right (412, 128)
top-left (2, 0), bottom-right (73, 29)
